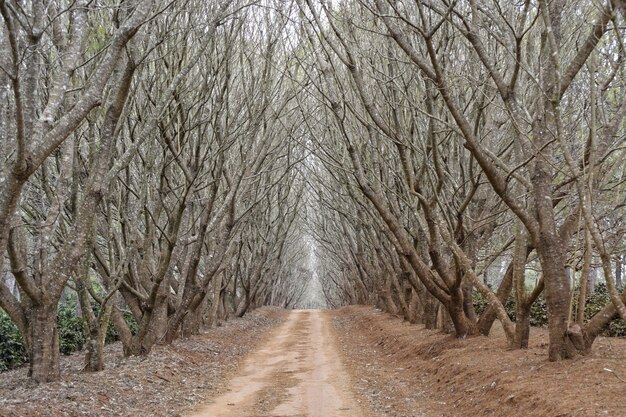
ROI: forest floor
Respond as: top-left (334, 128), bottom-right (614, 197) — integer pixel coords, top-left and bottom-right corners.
top-left (1, 307), bottom-right (625, 417)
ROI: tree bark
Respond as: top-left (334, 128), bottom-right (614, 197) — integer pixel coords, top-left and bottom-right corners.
top-left (26, 303), bottom-right (61, 383)
top-left (617, 256), bottom-right (623, 290)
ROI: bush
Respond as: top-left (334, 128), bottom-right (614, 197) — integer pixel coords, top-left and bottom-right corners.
top-left (1, 296), bottom-right (138, 372)
top-left (102, 308), bottom-right (138, 343)
top-left (472, 289), bottom-right (516, 319)
top-left (581, 283), bottom-right (626, 337)
top-left (57, 297), bottom-right (85, 355)
top-left (472, 283), bottom-right (626, 336)
top-left (0, 309), bottom-right (28, 372)
top-left (529, 296), bottom-right (549, 327)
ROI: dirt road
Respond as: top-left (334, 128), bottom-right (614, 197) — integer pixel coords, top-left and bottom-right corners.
top-left (3, 306), bottom-right (624, 417)
top-left (187, 309), bottom-right (368, 417)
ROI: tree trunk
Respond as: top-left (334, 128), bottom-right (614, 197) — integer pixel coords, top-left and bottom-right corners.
top-left (570, 290), bottom-right (626, 354)
top-left (408, 288), bottom-right (421, 324)
top-left (615, 255), bottom-right (624, 290)
top-left (531, 137), bottom-right (573, 360)
top-left (83, 300), bottom-right (114, 372)
top-left (447, 288), bottom-right (478, 337)
top-left (182, 308), bottom-right (202, 337)
top-left (587, 268), bottom-right (597, 294)
top-left (538, 244), bottom-right (572, 360)
top-left (381, 274), bottom-right (399, 315)
top-left (513, 305), bottom-right (531, 349)
top-left (423, 293), bottom-right (439, 330)
top-left (75, 251), bottom-right (108, 372)
top-left (127, 291), bottom-right (168, 356)
top-left (82, 320), bottom-right (105, 372)
top-left (182, 290), bottom-right (211, 337)
top-left (218, 287), bottom-right (228, 323)
top-left (110, 299), bottom-right (133, 354)
top-left (207, 273), bottom-right (224, 328)
top-left (26, 304), bottom-right (61, 383)
top-left (478, 264), bottom-right (514, 335)
top-left (235, 284), bottom-right (253, 318)
top-left (84, 326), bottom-right (105, 372)
top-left (462, 278), bottom-right (477, 322)
top-left (390, 276), bottom-right (410, 321)
top-left (576, 230), bottom-right (593, 325)
top-left (437, 303), bottom-right (455, 333)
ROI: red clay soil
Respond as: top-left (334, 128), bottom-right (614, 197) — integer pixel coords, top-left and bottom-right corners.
top-left (332, 306), bottom-right (626, 417)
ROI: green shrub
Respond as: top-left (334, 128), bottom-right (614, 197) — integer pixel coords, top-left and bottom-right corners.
top-left (472, 283), bottom-right (625, 336)
top-left (581, 283), bottom-right (626, 337)
top-left (57, 297), bottom-right (85, 355)
top-left (529, 296), bottom-right (549, 327)
top-left (472, 289), bottom-right (516, 319)
top-left (0, 309), bottom-right (28, 372)
top-left (1, 295), bottom-right (138, 371)
top-left (102, 309), bottom-right (138, 343)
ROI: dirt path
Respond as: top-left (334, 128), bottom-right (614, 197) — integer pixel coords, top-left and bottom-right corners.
top-left (187, 309), bottom-right (368, 417)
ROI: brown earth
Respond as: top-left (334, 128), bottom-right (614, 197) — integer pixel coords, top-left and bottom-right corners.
top-left (0, 309), bottom-right (284, 417)
top-left (1, 306), bottom-right (625, 417)
top-left (187, 309), bottom-right (369, 417)
top-left (332, 306), bottom-right (626, 417)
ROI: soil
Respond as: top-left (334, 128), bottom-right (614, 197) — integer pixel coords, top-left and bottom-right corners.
top-left (332, 306), bottom-right (626, 417)
top-left (1, 306), bottom-right (625, 417)
top-left (187, 309), bottom-right (369, 417)
top-left (0, 309), bottom-right (284, 417)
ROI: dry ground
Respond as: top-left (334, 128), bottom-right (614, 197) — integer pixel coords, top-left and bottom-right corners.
top-left (187, 309), bottom-right (369, 417)
top-left (0, 309), bottom-right (284, 417)
top-left (333, 306), bottom-right (626, 417)
top-left (1, 306), bottom-right (625, 417)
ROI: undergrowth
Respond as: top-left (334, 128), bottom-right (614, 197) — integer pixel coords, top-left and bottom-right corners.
top-left (473, 283), bottom-right (626, 337)
top-left (2, 284), bottom-right (623, 372)
top-left (1, 295), bottom-right (137, 372)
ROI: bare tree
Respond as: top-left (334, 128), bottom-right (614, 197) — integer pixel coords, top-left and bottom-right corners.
top-left (0, 0), bottom-right (156, 382)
